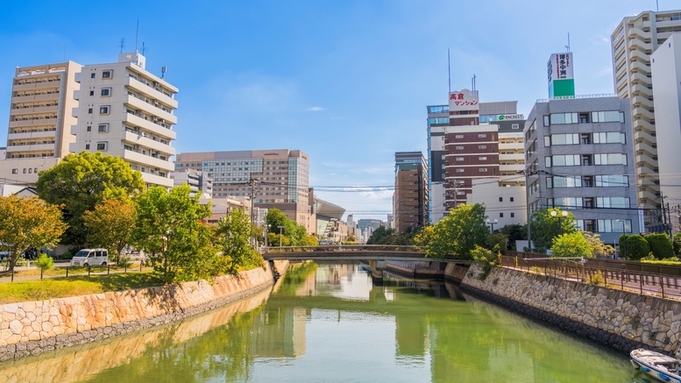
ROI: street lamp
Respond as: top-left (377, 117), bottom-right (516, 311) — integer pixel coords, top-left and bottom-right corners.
top-left (278, 225), bottom-right (284, 248)
top-left (486, 218), bottom-right (498, 233)
top-left (551, 210), bottom-right (568, 235)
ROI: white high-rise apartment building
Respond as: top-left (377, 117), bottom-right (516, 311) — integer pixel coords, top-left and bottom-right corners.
top-left (611, 10), bottom-right (681, 227)
top-left (651, 32), bottom-right (681, 233)
top-left (1, 62), bottom-right (81, 184)
top-left (70, 52), bottom-right (178, 188)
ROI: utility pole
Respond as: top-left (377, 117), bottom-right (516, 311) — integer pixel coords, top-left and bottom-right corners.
top-left (249, 177), bottom-right (259, 247)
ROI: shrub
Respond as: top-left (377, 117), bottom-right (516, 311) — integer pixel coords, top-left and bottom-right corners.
top-left (619, 234), bottom-right (630, 259)
top-left (626, 235), bottom-right (650, 261)
top-left (588, 270), bottom-right (604, 286)
top-left (674, 232), bottom-right (681, 256)
top-left (645, 233), bottom-right (674, 259)
top-left (34, 253), bottom-right (54, 280)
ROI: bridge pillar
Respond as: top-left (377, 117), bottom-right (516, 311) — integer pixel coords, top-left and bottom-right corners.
top-left (369, 260), bottom-right (386, 285)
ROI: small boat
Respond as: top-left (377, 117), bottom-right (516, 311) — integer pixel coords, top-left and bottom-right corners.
top-left (631, 348), bottom-right (681, 382)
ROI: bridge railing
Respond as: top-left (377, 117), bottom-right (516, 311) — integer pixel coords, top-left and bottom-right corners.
top-left (265, 245), bottom-right (425, 253)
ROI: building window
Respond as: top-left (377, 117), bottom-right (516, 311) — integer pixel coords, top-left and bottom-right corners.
top-left (88, 108), bottom-right (93, 114)
top-left (479, 156), bottom-right (487, 161)
top-left (478, 145), bottom-right (487, 149)
top-left (455, 134), bottom-right (464, 139)
top-left (11, 169), bottom-right (17, 174)
top-left (90, 73), bottom-right (96, 79)
top-left (85, 144), bottom-right (90, 150)
top-left (99, 106), bottom-right (110, 115)
top-left (98, 123), bottom-right (109, 133)
top-left (543, 115), bottom-right (550, 127)
top-left (89, 90), bottom-right (94, 96)
top-left (455, 146), bottom-right (464, 150)
top-left (499, 197), bottom-right (503, 202)
top-left (478, 134), bottom-right (487, 138)
top-left (96, 142), bottom-right (107, 151)
top-left (102, 70), bottom-right (113, 79)
top-left (510, 212), bottom-right (515, 218)
top-left (510, 197), bottom-right (514, 202)
top-left (456, 168), bottom-right (464, 173)
top-left (456, 157), bottom-right (464, 161)
top-left (86, 125), bottom-right (91, 132)
top-left (499, 213), bottom-right (504, 218)
top-left (101, 88), bottom-right (111, 97)
top-left (479, 168), bottom-right (488, 172)
top-left (512, 123), bottom-right (519, 129)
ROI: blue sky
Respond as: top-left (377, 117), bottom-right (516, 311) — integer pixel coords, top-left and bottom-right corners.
top-left (0, 0), bottom-right (673, 220)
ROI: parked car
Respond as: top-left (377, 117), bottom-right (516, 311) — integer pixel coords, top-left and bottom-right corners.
top-left (69, 249), bottom-right (109, 267)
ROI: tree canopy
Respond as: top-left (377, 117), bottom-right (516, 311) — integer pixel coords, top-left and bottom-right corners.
top-left (424, 204), bottom-right (488, 259)
top-left (36, 151), bottom-right (145, 246)
top-left (551, 232), bottom-right (593, 258)
top-left (265, 208), bottom-right (315, 247)
top-left (83, 198), bottom-right (136, 259)
top-left (131, 185), bottom-right (215, 283)
top-left (0, 196), bottom-right (66, 272)
top-left (216, 208), bottom-right (263, 276)
top-left (530, 208), bottom-right (577, 253)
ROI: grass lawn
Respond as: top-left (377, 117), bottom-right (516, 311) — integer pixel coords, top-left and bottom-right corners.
top-left (0, 272), bottom-right (162, 304)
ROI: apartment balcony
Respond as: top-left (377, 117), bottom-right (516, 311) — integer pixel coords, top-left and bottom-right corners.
top-left (124, 94), bottom-right (177, 125)
top-left (8, 119), bottom-right (57, 129)
top-left (124, 113), bottom-right (177, 140)
top-left (632, 106), bottom-right (655, 121)
top-left (634, 119), bottom-right (656, 134)
top-left (628, 37), bottom-right (652, 52)
top-left (140, 172), bottom-right (174, 188)
top-left (8, 130), bottom-right (56, 140)
top-left (634, 132), bottom-right (657, 150)
top-left (627, 26), bottom-right (649, 40)
top-left (636, 152), bottom-right (658, 168)
top-left (123, 130), bottom-right (176, 156)
top-left (125, 76), bottom-right (178, 109)
top-left (630, 71), bottom-right (652, 87)
top-left (499, 163), bottom-right (524, 173)
top-left (122, 149), bottom-right (175, 172)
top-left (6, 143), bottom-right (54, 153)
top-left (638, 188), bottom-right (659, 207)
top-left (12, 81), bottom-right (59, 92)
top-left (9, 105), bottom-right (58, 116)
top-left (11, 94), bottom-right (59, 104)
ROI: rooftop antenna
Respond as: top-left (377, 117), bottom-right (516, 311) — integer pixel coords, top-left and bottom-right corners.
top-left (565, 33), bottom-right (571, 53)
top-left (119, 38), bottom-right (125, 53)
top-left (135, 21), bottom-right (139, 53)
top-left (472, 74), bottom-right (476, 91)
top-left (161, 66), bottom-right (167, 79)
top-left (447, 49), bottom-right (451, 94)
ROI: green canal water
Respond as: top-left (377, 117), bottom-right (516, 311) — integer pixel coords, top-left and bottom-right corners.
top-left (0, 263), bottom-right (651, 382)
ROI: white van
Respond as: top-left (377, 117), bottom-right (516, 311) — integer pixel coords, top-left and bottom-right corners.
top-left (70, 249), bottom-right (109, 267)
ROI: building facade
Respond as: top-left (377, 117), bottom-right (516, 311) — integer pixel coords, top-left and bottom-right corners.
top-left (1, 61), bottom-right (81, 184)
top-left (611, 10), bottom-right (681, 228)
top-left (170, 168), bottom-right (213, 198)
top-left (524, 96), bottom-right (643, 246)
top-left (393, 151), bottom-right (428, 233)
top-left (426, 91), bottom-right (518, 224)
top-left (651, 32), bottom-right (681, 234)
top-left (175, 149), bottom-right (314, 233)
top-left (70, 52), bottom-right (178, 188)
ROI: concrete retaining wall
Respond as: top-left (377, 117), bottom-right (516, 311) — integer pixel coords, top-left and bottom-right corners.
top-left (459, 264), bottom-right (681, 355)
top-left (0, 260), bottom-right (288, 361)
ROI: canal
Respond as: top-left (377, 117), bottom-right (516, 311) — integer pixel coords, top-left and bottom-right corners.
top-left (0, 262), bottom-right (645, 382)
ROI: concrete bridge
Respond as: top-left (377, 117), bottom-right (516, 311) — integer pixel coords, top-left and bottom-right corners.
top-left (262, 245), bottom-right (470, 283)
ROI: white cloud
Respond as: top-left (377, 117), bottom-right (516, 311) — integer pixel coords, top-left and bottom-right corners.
top-left (307, 106), bottom-right (325, 112)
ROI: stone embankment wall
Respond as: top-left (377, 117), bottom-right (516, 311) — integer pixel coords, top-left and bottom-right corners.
top-left (0, 260), bottom-right (288, 361)
top-left (458, 264), bottom-right (681, 355)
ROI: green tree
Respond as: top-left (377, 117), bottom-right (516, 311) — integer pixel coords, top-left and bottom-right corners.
top-left (83, 198), bottom-right (136, 260)
top-left (582, 232), bottom-right (615, 258)
top-left (367, 226), bottom-right (395, 244)
top-left (35, 252), bottom-right (54, 280)
top-left (266, 208), bottom-right (301, 245)
top-left (485, 233), bottom-right (509, 253)
top-left (36, 151), bottom-right (145, 247)
top-left (551, 232), bottom-right (594, 258)
top-left (645, 233), bottom-right (674, 259)
top-left (500, 223), bottom-right (526, 250)
top-left (530, 208), bottom-right (577, 253)
top-left (618, 234), bottom-right (630, 259)
top-left (131, 185), bottom-right (215, 283)
top-left (0, 196), bottom-right (66, 272)
top-left (674, 232), bottom-right (681, 256)
top-left (625, 234), bottom-right (650, 260)
top-left (425, 204), bottom-right (488, 259)
top-left (216, 208), bottom-right (263, 276)
top-left (414, 225), bottom-right (435, 249)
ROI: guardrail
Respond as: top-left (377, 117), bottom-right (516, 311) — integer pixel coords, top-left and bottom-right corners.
top-left (502, 255), bottom-right (681, 299)
top-left (266, 245), bottom-right (425, 253)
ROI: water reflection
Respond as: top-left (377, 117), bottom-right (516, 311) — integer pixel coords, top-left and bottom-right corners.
top-left (0, 263), bottom-right (641, 382)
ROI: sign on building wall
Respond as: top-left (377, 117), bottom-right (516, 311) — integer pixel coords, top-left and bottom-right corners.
top-left (448, 89), bottom-right (479, 112)
top-left (497, 114), bottom-right (524, 121)
top-left (547, 53), bottom-right (574, 81)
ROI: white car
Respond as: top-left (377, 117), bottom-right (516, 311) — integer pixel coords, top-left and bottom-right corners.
top-left (69, 249), bottom-right (109, 267)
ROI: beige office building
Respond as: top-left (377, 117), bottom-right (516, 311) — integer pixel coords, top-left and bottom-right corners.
top-left (1, 61), bottom-right (81, 184)
top-left (70, 52), bottom-right (178, 188)
top-left (175, 149), bottom-right (314, 233)
top-left (611, 10), bottom-right (681, 226)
